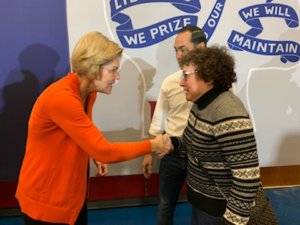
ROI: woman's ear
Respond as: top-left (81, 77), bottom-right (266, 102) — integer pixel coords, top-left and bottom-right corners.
top-left (207, 80), bottom-right (214, 88)
top-left (197, 42), bottom-right (206, 49)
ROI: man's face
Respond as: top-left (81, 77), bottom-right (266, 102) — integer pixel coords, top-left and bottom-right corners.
top-left (174, 31), bottom-right (195, 65)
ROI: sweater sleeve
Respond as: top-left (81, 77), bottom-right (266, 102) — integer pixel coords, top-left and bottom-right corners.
top-left (215, 116), bottom-right (260, 225)
top-left (46, 90), bottom-right (151, 163)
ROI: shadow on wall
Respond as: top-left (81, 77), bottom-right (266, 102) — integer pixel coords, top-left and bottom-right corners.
top-left (0, 44), bottom-right (60, 180)
top-left (277, 133), bottom-right (300, 166)
top-left (90, 57), bottom-right (156, 176)
top-left (246, 29), bottom-right (300, 167)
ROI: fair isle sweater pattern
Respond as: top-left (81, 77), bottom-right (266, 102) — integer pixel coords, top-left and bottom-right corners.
top-left (180, 90), bottom-right (260, 225)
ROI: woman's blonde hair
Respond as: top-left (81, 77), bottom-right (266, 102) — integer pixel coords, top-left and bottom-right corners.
top-left (71, 31), bottom-right (123, 78)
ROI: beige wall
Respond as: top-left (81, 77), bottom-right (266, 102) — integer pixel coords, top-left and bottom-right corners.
top-left (66, 0), bottom-right (300, 176)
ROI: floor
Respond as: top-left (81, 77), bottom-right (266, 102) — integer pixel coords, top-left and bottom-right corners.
top-left (0, 187), bottom-right (299, 225)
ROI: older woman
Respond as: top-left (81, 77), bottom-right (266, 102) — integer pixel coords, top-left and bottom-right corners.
top-left (16, 31), bottom-right (171, 225)
top-left (171, 46), bottom-right (260, 225)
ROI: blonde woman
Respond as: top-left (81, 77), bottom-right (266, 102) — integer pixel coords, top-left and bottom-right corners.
top-left (16, 31), bottom-right (171, 225)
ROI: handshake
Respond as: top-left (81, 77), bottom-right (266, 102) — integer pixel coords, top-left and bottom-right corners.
top-left (150, 134), bottom-right (173, 158)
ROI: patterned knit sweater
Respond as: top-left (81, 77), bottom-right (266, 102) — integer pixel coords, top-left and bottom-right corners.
top-left (172, 88), bottom-right (260, 225)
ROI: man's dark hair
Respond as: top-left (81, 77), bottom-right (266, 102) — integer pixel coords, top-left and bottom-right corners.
top-left (178, 25), bottom-right (207, 46)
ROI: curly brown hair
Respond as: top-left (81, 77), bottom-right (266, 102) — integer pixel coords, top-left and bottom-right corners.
top-left (180, 45), bottom-right (237, 91)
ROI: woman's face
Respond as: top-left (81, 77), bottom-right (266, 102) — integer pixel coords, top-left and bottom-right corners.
top-left (180, 64), bottom-right (213, 102)
top-left (94, 56), bottom-right (121, 94)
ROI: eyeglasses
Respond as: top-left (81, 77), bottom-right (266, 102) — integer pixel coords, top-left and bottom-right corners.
top-left (102, 67), bottom-right (121, 76)
top-left (181, 70), bottom-right (197, 80)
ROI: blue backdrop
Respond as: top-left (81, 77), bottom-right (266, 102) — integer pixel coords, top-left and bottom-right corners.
top-left (0, 0), bottom-right (70, 180)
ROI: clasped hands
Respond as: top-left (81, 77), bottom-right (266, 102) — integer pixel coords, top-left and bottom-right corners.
top-left (150, 134), bottom-right (173, 158)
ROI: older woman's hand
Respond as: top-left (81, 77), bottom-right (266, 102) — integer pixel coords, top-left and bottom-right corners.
top-left (150, 134), bottom-right (173, 156)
